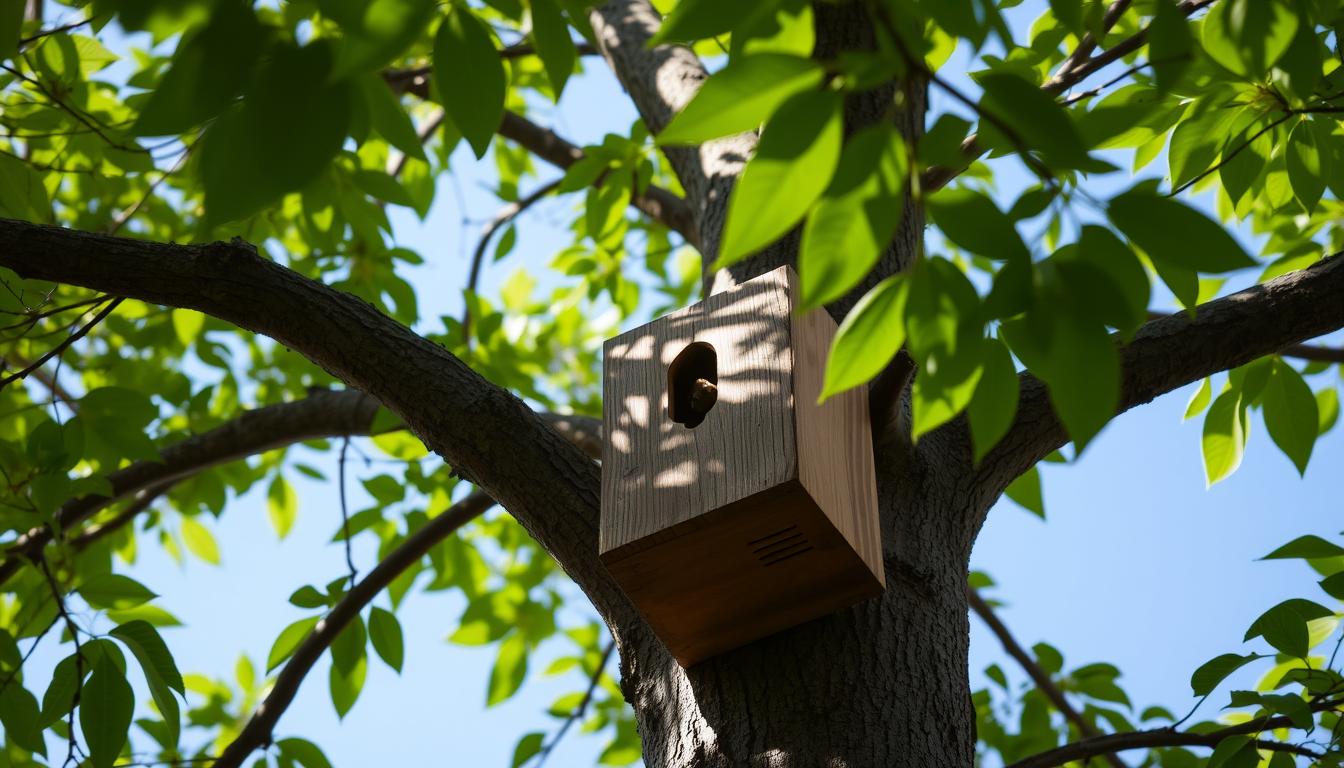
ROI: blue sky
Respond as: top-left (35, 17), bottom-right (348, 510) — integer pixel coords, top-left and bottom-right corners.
top-left (19, 3), bottom-right (1344, 767)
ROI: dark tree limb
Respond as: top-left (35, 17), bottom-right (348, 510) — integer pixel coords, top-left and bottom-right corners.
top-left (0, 383), bottom-right (600, 587)
top-left (212, 491), bottom-right (497, 768)
top-left (968, 589), bottom-right (1128, 768)
top-left (1005, 698), bottom-right (1343, 768)
top-left (973, 254), bottom-right (1344, 502)
top-left (0, 218), bottom-right (634, 627)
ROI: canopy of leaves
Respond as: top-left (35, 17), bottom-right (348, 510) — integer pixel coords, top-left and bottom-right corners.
top-left (0, 0), bottom-right (1340, 766)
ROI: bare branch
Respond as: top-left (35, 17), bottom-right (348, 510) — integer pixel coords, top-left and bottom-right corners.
top-left (968, 588), bottom-right (1128, 768)
top-left (212, 491), bottom-right (497, 768)
top-left (975, 254), bottom-right (1344, 500)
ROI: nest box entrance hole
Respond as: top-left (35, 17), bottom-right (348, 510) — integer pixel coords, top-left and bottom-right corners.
top-left (667, 341), bottom-right (717, 428)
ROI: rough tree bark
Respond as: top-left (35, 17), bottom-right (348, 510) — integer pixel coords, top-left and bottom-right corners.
top-left (2, 0), bottom-right (1343, 766)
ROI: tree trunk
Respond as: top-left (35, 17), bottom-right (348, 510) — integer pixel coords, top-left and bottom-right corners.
top-left (586, 4), bottom-right (987, 763)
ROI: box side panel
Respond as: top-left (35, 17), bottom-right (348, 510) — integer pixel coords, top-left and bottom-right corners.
top-left (603, 479), bottom-right (883, 666)
top-left (602, 267), bottom-right (799, 556)
top-left (788, 278), bottom-right (884, 587)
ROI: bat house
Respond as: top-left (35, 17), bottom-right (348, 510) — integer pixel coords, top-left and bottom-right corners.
top-left (600, 265), bottom-right (884, 666)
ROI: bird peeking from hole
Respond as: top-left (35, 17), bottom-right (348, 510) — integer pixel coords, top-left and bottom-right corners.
top-left (683, 377), bottom-right (718, 428)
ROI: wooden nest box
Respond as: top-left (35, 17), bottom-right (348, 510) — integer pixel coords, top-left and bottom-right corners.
top-left (600, 265), bottom-right (884, 666)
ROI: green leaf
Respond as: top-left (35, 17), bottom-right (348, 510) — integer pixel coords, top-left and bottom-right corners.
top-left (267, 616), bottom-right (319, 672)
top-left (487, 633), bottom-right (529, 706)
top-left (511, 732), bottom-right (546, 768)
top-left (1005, 299), bottom-right (1118, 453)
top-left (1318, 387), bottom-right (1338, 435)
top-left (268, 475), bottom-right (297, 540)
top-left (80, 573), bottom-right (157, 610)
top-left (360, 74), bottom-right (428, 162)
top-left (976, 71), bottom-right (1096, 170)
top-left (1108, 188), bottom-right (1256, 273)
top-left (368, 606), bottom-right (404, 673)
top-left (277, 737), bottom-right (335, 768)
top-left (1200, 0), bottom-right (1298, 78)
top-left (1262, 360), bottom-right (1318, 475)
top-left (433, 6), bottom-right (505, 158)
top-left (967, 338), bottom-right (1018, 463)
top-left (658, 54), bottom-right (822, 145)
top-left (719, 89), bottom-right (842, 266)
top-left (82, 655), bottom-right (134, 768)
top-left (1247, 602), bottom-right (1311, 657)
top-left (819, 275), bottom-right (907, 400)
top-left (1149, 0), bottom-right (1192, 92)
top-left (1320, 572), bottom-right (1344, 600)
top-left (1184, 378), bottom-right (1212, 420)
top-left (1286, 119), bottom-right (1327, 214)
top-left (329, 651), bottom-right (367, 718)
top-left (799, 122), bottom-right (907, 309)
top-left (529, 0), bottom-right (575, 99)
top-left (1005, 465), bottom-right (1044, 518)
top-left (1262, 535), bottom-right (1344, 561)
top-left (0, 682), bottom-right (45, 755)
top-left (180, 515), bottom-right (220, 564)
top-left (1206, 736), bottom-right (1257, 768)
top-left (201, 41), bottom-right (354, 225)
top-left (1190, 652), bottom-right (1262, 696)
top-left (110, 620), bottom-right (182, 747)
top-left (1072, 226), bottom-right (1149, 337)
top-left (321, 0), bottom-right (435, 76)
top-left (0, 0), bottom-right (23, 62)
top-left (648, 0), bottom-right (769, 45)
top-left (1202, 389), bottom-right (1245, 486)
top-left (926, 187), bottom-right (1028, 261)
top-left (110, 621), bottom-right (185, 694)
top-left (132, 4), bottom-right (265, 136)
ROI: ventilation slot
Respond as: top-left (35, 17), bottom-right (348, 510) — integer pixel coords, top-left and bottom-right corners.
top-left (749, 525), bottom-right (813, 566)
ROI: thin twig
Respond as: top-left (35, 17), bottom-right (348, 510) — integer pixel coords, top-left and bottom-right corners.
top-left (337, 438), bottom-right (357, 587)
top-left (0, 298), bottom-right (122, 392)
top-left (210, 492), bottom-right (496, 768)
top-left (462, 178), bottom-right (563, 343)
top-left (1170, 113), bottom-right (1292, 196)
top-left (37, 558), bottom-right (84, 768)
top-left (968, 588), bottom-right (1129, 768)
top-left (1005, 697), bottom-right (1344, 768)
top-left (107, 148), bottom-right (190, 235)
top-left (533, 640), bottom-right (617, 768)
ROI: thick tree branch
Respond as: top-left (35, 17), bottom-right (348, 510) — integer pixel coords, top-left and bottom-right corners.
top-left (976, 254), bottom-right (1344, 500)
top-left (0, 384), bottom-right (600, 586)
top-left (968, 589), bottom-right (1128, 768)
top-left (213, 491), bottom-right (496, 768)
top-left (1005, 697), bottom-right (1343, 768)
top-left (0, 219), bottom-right (633, 627)
top-left (1145, 311), bottom-right (1344, 363)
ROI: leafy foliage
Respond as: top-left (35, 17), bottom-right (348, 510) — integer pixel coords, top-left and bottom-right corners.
top-left (0, 0), bottom-right (1340, 766)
